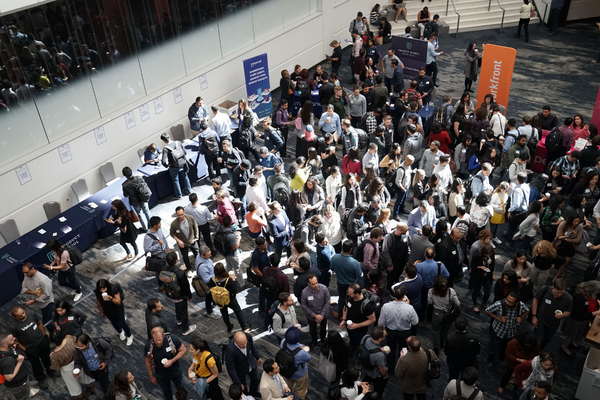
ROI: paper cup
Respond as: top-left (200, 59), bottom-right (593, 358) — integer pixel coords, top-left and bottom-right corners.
top-left (382, 346), bottom-right (390, 354)
top-left (161, 358), bottom-right (168, 365)
top-left (587, 242), bottom-right (593, 248)
top-left (101, 292), bottom-right (108, 299)
top-left (346, 320), bottom-right (353, 326)
top-left (189, 372), bottom-right (195, 379)
top-left (555, 310), bottom-right (562, 315)
top-left (73, 368), bottom-right (80, 375)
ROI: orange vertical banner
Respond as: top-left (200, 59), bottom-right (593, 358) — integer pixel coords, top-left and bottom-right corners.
top-left (476, 44), bottom-right (517, 115)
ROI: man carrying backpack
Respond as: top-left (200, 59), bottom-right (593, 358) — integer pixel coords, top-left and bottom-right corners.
top-left (198, 121), bottom-right (221, 180)
top-left (272, 292), bottom-right (305, 340)
top-left (214, 215), bottom-right (246, 288)
top-left (359, 326), bottom-right (389, 396)
top-left (339, 283), bottom-right (377, 350)
top-left (261, 253), bottom-right (290, 327)
top-left (144, 327), bottom-right (187, 400)
top-left (442, 367), bottom-right (483, 400)
top-left (359, 228), bottom-right (384, 287)
top-left (278, 327), bottom-right (311, 400)
top-left (160, 132), bottom-right (192, 200)
top-left (160, 252), bottom-right (196, 336)
top-left (122, 166), bottom-right (152, 232)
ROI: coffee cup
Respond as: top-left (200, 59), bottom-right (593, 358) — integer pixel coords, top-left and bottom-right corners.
top-left (189, 372), bottom-right (195, 379)
top-left (382, 346), bottom-right (390, 354)
top-left (161, 358), bottom-right (168, 365)
top-left (73, 368), bottom-right (80, 376)
top-left (555, 310), bottom-right (562, 315)
top-left (587, 242), bottom-right (593, 248)
top-left (101, 292), bottom-right (108, 299)
top-left (302, 346), bottom-right (310, 352)
top-left (346, 320), bottom-right (353, 326)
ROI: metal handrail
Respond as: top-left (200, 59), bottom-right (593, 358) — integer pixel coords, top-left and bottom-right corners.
top-left (446, 0), bottom-right (461, 38)
top-left (488, 0), bottom-right (506, 33)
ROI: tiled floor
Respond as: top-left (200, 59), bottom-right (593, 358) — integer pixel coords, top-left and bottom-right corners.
top-left (1, 20), bottom-right (599, 400)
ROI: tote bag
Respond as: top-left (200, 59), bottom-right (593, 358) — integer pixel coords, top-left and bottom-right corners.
top-left (319, 350), bottom-right (337, 382)
top-left (490, 195), bottom-right (505, 224)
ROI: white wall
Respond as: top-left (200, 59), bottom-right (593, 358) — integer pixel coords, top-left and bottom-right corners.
top-left (0, 0), bottom-right (369, 246)
top-left (567, 0), bottom-right (600, 21)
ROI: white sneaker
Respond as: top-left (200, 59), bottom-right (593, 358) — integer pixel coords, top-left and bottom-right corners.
top-left (119, 331), bottom-right (126, 341)
top-left (492, 237), bottom-right (502, 244)
top-left (208, 312), bottom-right (221, 319)
top-left (73, 292), bottom-right (82, 302)
top-left (182, 325), bottom-right (197, 336)
top-left (490, 242), bottom-right (496, 249)
top-left (70, 291), bottom-right (77, 295)
top-left (126, 335), bottom-right (134, 346)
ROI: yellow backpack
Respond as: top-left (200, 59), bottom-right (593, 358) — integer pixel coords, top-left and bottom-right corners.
top-left (210, 278), bottom-right (231, 308)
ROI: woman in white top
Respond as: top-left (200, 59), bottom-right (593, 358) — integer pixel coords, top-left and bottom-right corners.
top-left (448, 178), bottom-right (465, 222)
top-left (320, 204), bottom-right (343, 253)
top-left (490, 182), bottom-right (509, 243)
top-left (325, 166), bottom-right (342, 205)
top-left (490, 106), bottom-right (506, 137)
top-left (516, 201), bottom-right (542, 254)
top-left (470, 190), bottom-right (494, 232)
top-left (340, 369), bottom-right (371, 400)
top-left (517, 0), bottom-right (534, 42)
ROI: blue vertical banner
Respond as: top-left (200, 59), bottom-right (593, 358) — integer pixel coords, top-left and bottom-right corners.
top-left (391, 36), bottom-right (428, 79)
top-left (243, 53), bottom-right (272, 118)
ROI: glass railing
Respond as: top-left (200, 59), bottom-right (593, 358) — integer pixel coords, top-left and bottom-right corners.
top-left (0, 0), bottom-right (317, 168)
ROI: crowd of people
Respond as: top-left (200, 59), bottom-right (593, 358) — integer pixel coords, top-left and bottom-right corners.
top-left (2, 5), bottom-right (600, 400)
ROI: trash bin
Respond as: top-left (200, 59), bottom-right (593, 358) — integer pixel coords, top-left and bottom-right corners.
top-left (576, 347), bottom-right (600, 400)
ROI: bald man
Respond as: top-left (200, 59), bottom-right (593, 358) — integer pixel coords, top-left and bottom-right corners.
top-left (382, 222), bottom-right (411, 293)
top-left (435, 228), bottom-right (467, 287)
top-left (225, 331), bottom-right (263, 397)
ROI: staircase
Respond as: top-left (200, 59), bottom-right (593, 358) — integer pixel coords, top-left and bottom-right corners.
top-left (387, 0), bottom-right (540, 36)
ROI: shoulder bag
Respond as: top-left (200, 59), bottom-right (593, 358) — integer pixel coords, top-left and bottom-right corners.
top-left (490, 194), bottom-right (505, 224)
top-left (318, 350), bottom-right (337, 382)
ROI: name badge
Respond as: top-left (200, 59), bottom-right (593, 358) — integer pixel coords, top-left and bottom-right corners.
top-left (94, 354), bottom-right (98, 358)
top-left (193, 359), bottom-right (198, 364)
top-left (165, 347), bottom-right (172, 352)
top-left (452, 250), bottom-right (457, 255)
top-left (176, 230), bottom-right (181, 233)
top-left (33, 324), bottom-right (37, 330)
top-left (516, 150), bottom-right (520, 154)
top-left (68, 316), bottom-right (74, 321)
top-left (544, 299), bottom-right (552, 305)
top-left (586, 189), bottom-right (591, 193)
top-left (347, 302), bottom-right (352, 308)
top-left (585, 301), bottom-right (589, 306)
top-left (308, 296), bottom-right (314, 301)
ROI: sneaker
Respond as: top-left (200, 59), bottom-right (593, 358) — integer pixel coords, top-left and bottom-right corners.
top-left (70, 291), bottom-right (77, 295)
top-left (73, 292), bottom-right (82, 302)
top-left (119, 331), bottom-right (126, 341)
top-left (490, 242), bottom-right (496, 249)
top-left (126, 335), bottom-right (134, 346)
top-left (499, 362), bottom-right (507, 373)
top-left (177, 321), bottom-right (182, 326)
top-left (492, 237), bottom-right (502, 245)
top-left (208, 312), bottom-right (221, 319)
top-left (183, 325), bottom-right (197, 336)
top-left (486, 362), bottom-right (494, 374)
top-left (39, 380), bottom-right (49, 390)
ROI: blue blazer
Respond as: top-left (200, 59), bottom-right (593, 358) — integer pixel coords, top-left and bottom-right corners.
top-left (268, 212), bottom-right (293, 246)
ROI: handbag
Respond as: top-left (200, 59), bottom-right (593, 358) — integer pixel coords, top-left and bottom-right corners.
top-left (375, 36), bottom-right (383, 45)
top-left (490, 195), bottom-right (505, 224)
top-left (191, 276), bottom-right (210, 297)
top-left (530, 7), bottom-right (536, 18)
top-left (128, 209), bottom-right (140, 223)
top-left (319, 350), bottom-right (337, 382)
top-left (442, 290), bottom-right (461, 326)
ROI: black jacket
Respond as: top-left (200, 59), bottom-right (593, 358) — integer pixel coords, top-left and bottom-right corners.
top-left (347, 209), bottom-right (369, 240)
top-left (435, 235), bottom-right (467, 277)
top-left (145, 308), bottom-right (169, 339)
top-left (122, 176), bottom-right (145, 207)
top-left (319, 82), bottom-right (335, 106)
top-left (74, 338), bottom-right (112, 377)
top-left (444, 330), bottom-right (480, 369)
top-left (224, 333), bottom-right (261, 384)
top-left (232, 167), bottom-right (250, 198)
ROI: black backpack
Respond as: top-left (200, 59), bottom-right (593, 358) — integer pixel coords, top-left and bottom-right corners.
top-left (93, 337), bottom-right (115, 361)
top-left (425, 349), bottom-right (440, 387)
top-left (450, 380), bottom-right (480, 400)
top-left (273, 182), bottom-right (291, 205)
top-left (296, 80), bottom-right (309, 96)
top-left (385, 167), bottom-right (399, 192)
top-left (205, 353), bottom-right (223, 374)
top-left (358, 337), bottom-right (382, 369)
top-left (353, 240), bottom-right (374, 262)
top-left (340, 207), bottom-right (354, 233)
top-left (275, 341), bottom-right (302, 378)
top-left (63, 246), bottom-right (83, 267)
top-left (260, 270), bottom-right (283, 297)
top-left (204, 132), bottom-right (220, 155)
top-left (355, 128), bottom-right (369, 149)
top-left (135, 177), bottom-right (152, 203)
top-left (213, 231), bottom-right (232, 256)
top-left (544, 127), bottom-right (563, 153)
top-left (435, 103), bottom-right (450, 130)
top-left (464, 174), bottom-right (483, 200)
top-left (266, 300), bottom-right (285, 331)
top-left (166, 142), bottom-right (187, 167)
top-left (239, 128), bottom-right (254, 149)
top-left (423, 21), bottom-right (433, 39)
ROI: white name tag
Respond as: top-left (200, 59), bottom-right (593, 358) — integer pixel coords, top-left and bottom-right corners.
top-left (165, 347), bottom-right (172, 352)
top-left (68, 316), bottom-right (74, 321)
top-left (516, 150), bottom-right (520, 154)
top-left (545, 299), bottom-right (552, 305)
top-left (586, 189), bottom-right (591, 193)
top-left (176, 230), bottom-right (181, 233)
top-left (347, 303), bottom-right (352, 308)
top-left (94, 354), bottom-right (98, 358)
top-left (193, 359), bottom-right (198, 364)
top-left (308, 296), bottom-right (314, 301)
top-left (452, 250), bottom-right (457, 255)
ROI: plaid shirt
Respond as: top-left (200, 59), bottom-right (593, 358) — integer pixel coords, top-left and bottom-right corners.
top-left (552, 155), bottom-right (579, 178)
top-left (486, 300), bottom-right (529, 339)
top-left (364, 112), bottom-right (377, 135)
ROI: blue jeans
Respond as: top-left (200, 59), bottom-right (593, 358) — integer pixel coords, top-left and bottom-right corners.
top-left (132, 202), bottom-right (151, 230)
top-left (156, 368), bottom-right (183, 400)
top-left (41, 302), bottom-right (56, 332)
top-left (119, 233), bottom-right (138, 255)
top-left (107, 312), bottom-right (132, 337)
top-left (168, 166), bottom-right (192, 198)
top-left (519, 235), bottom-right (535, 253)
top-left (394, 187), bottom-right (408, 215)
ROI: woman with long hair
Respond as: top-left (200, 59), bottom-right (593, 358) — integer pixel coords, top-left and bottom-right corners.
top-left (49, 334), bottom-right (94, 400)
top-left (454, 134), bottom-right (472, 176)
top-left (301, 176), bottom-right (325, 217)
top-left (286, 238), bottom-right (311, 272)
top-left (110, 370), bottom-right (147, 400)
top-left (287, 189), bottom-right (305, 228)
top-left (325, 165), bottom-right (342, 206)
top-left (480, 148), bottom-right (497, 169)
top-left (561, 280), bottom-right (600, 355)
top-left (471, 107), bottom-right (490, 138)
top-left (340, 368), bottom-right (371, 400)
top-left (493, 270), bottom-right (520, 303)
top-left (94, 279), bottom-right (133, 345)
top-left (207, 263), bottom-right (251, 333)
top-left (340, 173), bottom-right (362, 212)
top-left (514, 351), bottom-right (557, 394)
top-left (554, 214), bottom-right (583, 279)
top-left (232, 99), bottom-right (249, 148)
top-left (412, 169), bottom-right (428, 206)
top-left (321, 331), bottom-right (352, 384)
top-left (547, 165), bottom-right (565, 195)
top-left (490, 182), bottom-right (509, 241)
top-left (503, 250), bottom-right (533, 288)
top-left (465, 142), bottom-right (482, 174)
top-left (428, 275), bottom-right (460, 354)
top-left (428, 121), bottom-right (451, 154)
top-left (289, 158), bottom-right (309, 191)
top-left (379, 143), bottom-right (402, 175)
top-left (517, 201), bottom-right (542, 253)
top-left (53, 299), bottom-right (87, 342)
top-left (448, 178), bottom-right (465, 224)
top-left (562, 193), bottom-right (589, 226)
top-left (570, 113), bottom-right (591, 142)
top-left (374, 208), bottom-right (396, 235)
top-left (572, 170), bottom-right (600, 219)
top-left (360, 166), bottom-right (378, 193)
top-left (365, 177), bottom-right (391, 208)
top-left (539, 194), bottom-right (564, 242)
top-left (105, 199), bottom-right (138, 260)
top-left (295, 100), bottom-right (314, 158)
top-left (188, 339), bottom-right (224, 400)
top-left (342, 147), bottom-right (362, 177)
top-left (307, 147), bottom-right (324, 185)
top-left (450, 104), bottom-right (467, 145)
top-left (43, 239), bottom-right (82, 302)
top-left (463, 43), bottom-right (481, 94)
top-left (530, 240), bottom-right (563, 289)
top-left (245, 201), bottom-right (268, 239)
top-left (320, 204), bottom-right (343, 253)
top-left (470, 244), bottom-right (495, 313)
top-left (417, 6), bottom-right (431, 39)
top-left (529, 173), bottom-right (549, 203)
top-left (500, 331), bottom-right (540, 393)
top-left (426, 174), bottom-right (446, 219)
top-left (470, 190), bottom-right (494, 234)
top-left (480, 94), bottom-right (498, 119)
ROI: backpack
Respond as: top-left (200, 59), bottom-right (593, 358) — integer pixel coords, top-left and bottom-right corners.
top-left (159, 270), bottom-right (181, 298)
top-left (464, 174), bottom-right (483, 200)
top-left (355, 128), bottom-right (369, 149)
top-left (544, 127), bottom-right (562, 153)
top-left (205, 353), bottom-right (223, 374)
top-left (423, 21), bottom-right (433, 39)
top-left (454, 219), bottom-right (470, 241)
top-left (450, 380), bottom-right (480, 400)
top-left (63, 246), bottom-right (83, 267)
top-left (135, 177), bottom-right (152, 203)
top-left (353, 240), bottom-right (374, 262)
top-left (276, 341), bottom-right (302, 378)
top-left (239, 128), bottom-right (254, 149)
top-left (93, 337), bottom-right (116, 361)
top-left (261, 270), bottom-right (283, 297)
top-left (361, 289), bottom-right (382, 317)
top-left (527, 128), bottom-right (539, 155)
top-left (266, 300), bottom-right (285, 331)
top-left (425, 349), bottom-right (440, 387)
top-left (385, 167), bottom-right (399, 192)
top-left (204, 133), bottom-right (220, 155)
top-left (166, 142), bottom-right (187, 167)
top-left (210, 278), bottom-right (231, 308)
top-left (435, 103), bottom-right (450, 129)
top-left (358, 337), bottom-right (382, 369)
top-left (213, 231), bottom-right (232, 257)
top-left (273, 181), bottom-right (291, 205)
top-left (146, 334), bottom-right (176, 364)
top-left (296, 79), bottom-right (310, 96)
top-left (341, 207), bottom-right (355, 233)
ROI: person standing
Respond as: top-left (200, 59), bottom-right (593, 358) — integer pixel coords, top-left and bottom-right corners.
top-left (517, 0), bottom-right (534, 42)
top-left (547, 0), bottom-right (565, 36)
top-left (259, 359), bottom-right (293, 400)
top-left (225, 331), bottom-right (263, 398)
top-left (443, 368), bottom-right (484, 400)
top-left (144, 216), bottom-right (170, 280)
top-left (110, 370), bottom-right (148, 400)
top-left (43, 239), bottom-right (82, 302)
top-left (380, 223), bottom-right (410, 291)
top-left (185, 193), bottom-right (214, 252)
top-left (329, 40), bottom-right (343, 75)
top-left (73, 334), bottom-right (113, 396)
top-left (211, 105), bottom-right (233, 144)
top-left (444, 317), bottom-right (481, 381)
top-left (301, 275), bottom-right (330, 349)
top-left (463, 42), bottom-right (481, 93)
top-left (215, 215), bottom-right (246, 287)
top-left (279, 327), bottom-right (311, 400)
top-left (9, 307), bottom-right (57, 390)
top-left (347, 87), bottom-right (367, 129)
top-left (532, 278), bottom-right (572, 349)
top-left (188, 96), bottom-right (209, 136)
top-left (428, 276), bottom-right (460, 354)
top-left (209, 263), bottom-right (252, 334)
top-left (272, 292), bottom-right (304, 340)
top-left (145, 298), bottom-right (170, 339)
top-left (425, 34), bottom-right (443, 87)
top-left (339, 283), bottom-right (377, 350)
top-left (381, 48), bottom-right (401, 94)
top-left (161, 252), bottom-right (197, 336)
top-left (195, 246), bottom-right (221, 320)
top-left (144, 327), bottom-right (187, 400)
top-left (593, 22), bottom-right (600, 64)
top-left (106, 199), bottom-right (139, 260)
top-left (331, 240), bottom-right (363, 320)
top-left (21, 262), bottom-right (55, 336)
top-left (170, 206), bottom-right (199, 277)
top-left (379, 286), bottom-right (419, 373)
top-left (393, 156), bottom-right (415, 217)
top-left (0, 332), bottom-right (32, 399)
top-left (360, 326), bottom-right (389, 396)
top-left (122, 166), bottom-right (152, 232)
top-left (188, 339), bottom-right (224, 400)
top-left (161, 133), bottom-right (192, 200)
top-left (395, 336), bottom-right (437, 400)
top-left (94, 279), bottom-right (135, 345)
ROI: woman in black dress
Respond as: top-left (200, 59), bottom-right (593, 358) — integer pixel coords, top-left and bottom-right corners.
top-left (470, 244), bottom-right (495, 313)
top-left (53, 299), bottom-right (87, 343)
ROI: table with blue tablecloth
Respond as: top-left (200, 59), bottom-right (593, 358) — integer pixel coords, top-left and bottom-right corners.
top-left (389, 103), bottom-right (436, 137)
top-left (291, 90), bottom-right (322, 116)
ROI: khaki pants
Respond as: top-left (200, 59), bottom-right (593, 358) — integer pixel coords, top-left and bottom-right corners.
top-left (284, 373), bottom-right (308, 400)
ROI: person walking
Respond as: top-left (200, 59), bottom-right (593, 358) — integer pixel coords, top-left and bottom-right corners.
top-left (94, 279), bottom-right (134, 345)
top-left (105, 199), bottom-right (139, 260)
top-left (428, 275), bottom-right (460, 355)
top-left (225, 332), bottom-right (263, 398)
top-left (517, 0), bottom-right (534, 42)
top-left (279, 327), bottom-right (311, 400)
top-left (331, 240), bottom-right (363, 320)
top-left (21, 262), bottom-right (55, 337)
top-left (43, 239), bottom-right (82, 302)
top-left (144, 327), bottom-right (187, 400)
top-left (395, 336), bottom-right (438, 400)
top-left (208, 263), bottom-right (252, 335)
top-left (160, 253), bottom-right (197, 336)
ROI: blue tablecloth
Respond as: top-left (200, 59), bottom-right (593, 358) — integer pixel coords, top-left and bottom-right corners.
top-left (292, 91), bottom-right (322, 116)
top-left (419, 104), bottom-right (436, 136)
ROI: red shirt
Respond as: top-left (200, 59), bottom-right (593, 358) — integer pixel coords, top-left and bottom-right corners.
top-left (428, 131), bottom-right (452, 154)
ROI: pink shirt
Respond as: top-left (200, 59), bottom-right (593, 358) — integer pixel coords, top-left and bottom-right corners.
top-left (216, 198), bottom-right (237, 225)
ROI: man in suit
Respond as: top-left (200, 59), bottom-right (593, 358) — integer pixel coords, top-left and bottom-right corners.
top-left (225, 331), bottom-right (263, 398)
top-left (260, 359), bottom-right (293, 400)
top-left (169, 206), bottom-right (199, 277)
top-left (408, 224), bottom-right (434, 265)
top-left (268, 201), bottom-right (293, 259)
top-left (435, 228), bottom-right (467, 287)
